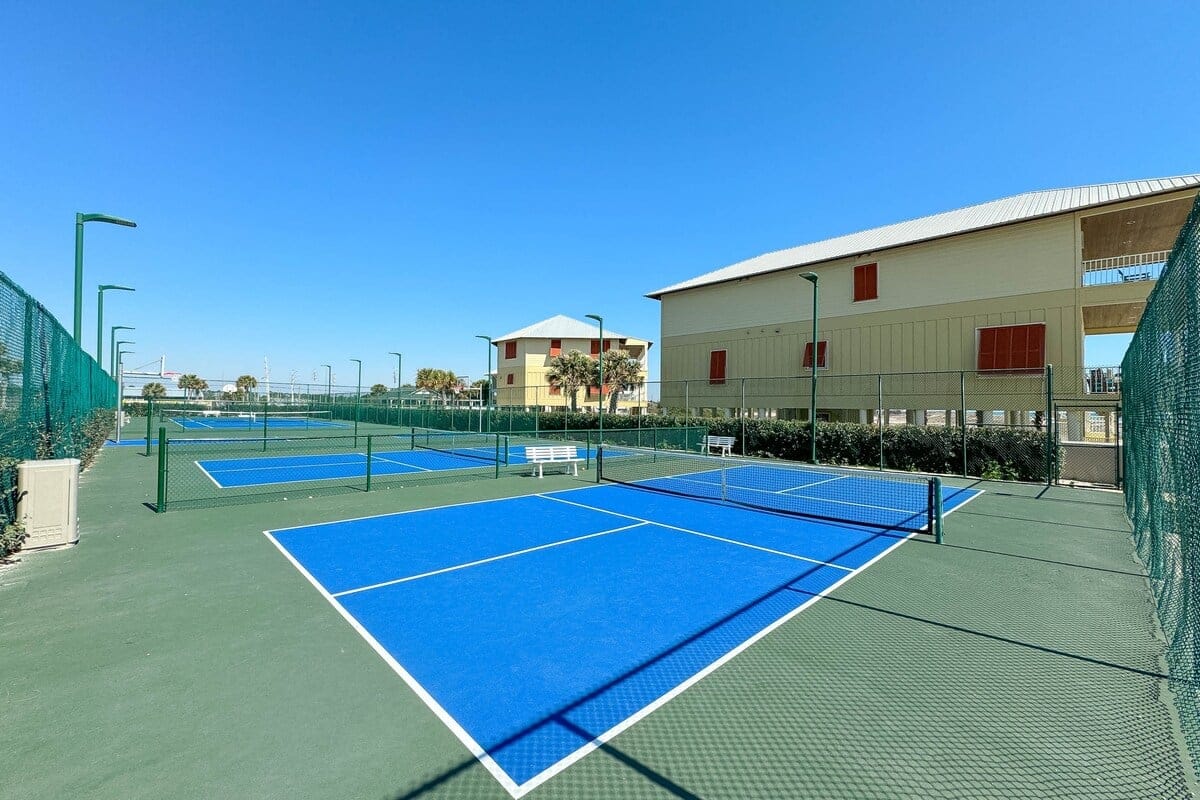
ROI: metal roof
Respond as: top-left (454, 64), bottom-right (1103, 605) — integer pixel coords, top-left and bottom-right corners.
top-left (647, 175), bottom-right (1200, 298)
top-left (492, 314), bottom-right (648, 345)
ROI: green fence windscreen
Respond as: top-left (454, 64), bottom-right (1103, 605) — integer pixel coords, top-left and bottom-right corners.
top-left (0, 269), bottom-right (117, 526)
top-left (1122, 192), bottom-right (1200, 775)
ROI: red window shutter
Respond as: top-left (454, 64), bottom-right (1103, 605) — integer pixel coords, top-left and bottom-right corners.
top-left (803, 341), bottom-right (827, 368)
top-left (590, 339), bottom-right (600, 356)
top-left (549, 339), bottom-right (561, 357)
top-left (504, 341), bottom-right (516, 359)
top-left (1027, 325), bottom-right (1046, 370)
top-left (977, 327), bottom-right (998, 371)
top-left (853, 263), bottom-right (878, 301)
top-left (549, 385), bottom-right (561, 395)
top-left (1008, 325), bottom-right (1029, 370)
top-left (506, 374), bottom-right (513, 385)
top-left (709, 350), bottom-right (726, 385)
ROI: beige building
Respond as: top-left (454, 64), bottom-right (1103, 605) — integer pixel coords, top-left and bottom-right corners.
top-left (648, 175), bottom-right (1200, 425)
top-left (491, 315), bottom-right (653, 412)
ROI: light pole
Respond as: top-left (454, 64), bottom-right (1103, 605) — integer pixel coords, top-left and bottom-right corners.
top-left (115, 349), bottom-right (134, 443)
top-left (320, 364), bottom-right (332, 403)
top-left (74, 213), bottom-right (137, 343)
top-left (97, 284), bottom-right (135, 367)
top-left (800, 272), bottom-right (819, 464)
top-left (350, 358), bottom-right (362, 439)
top-left (475, 335), bottom-right (492, 432)
top-left (109, 325), bottom-right (134, 376)
top-left (585, 314), bottom-right (604, 449)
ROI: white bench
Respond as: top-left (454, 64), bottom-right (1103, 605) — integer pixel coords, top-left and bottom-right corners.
top-left (525, 445), bottom-right (584, 478)
top-left (703, 435), bottom-right (735, 456)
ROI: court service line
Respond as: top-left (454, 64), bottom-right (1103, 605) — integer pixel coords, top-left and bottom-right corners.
top-left (261, 530), bottom-right (524, 798)
top-left (193, 460), bottom-right (224, 488)
top-left (199, 454), bottom-right (367, 473)
top-left (331, 522), bottom-right (648, 598)
top-left (537, 493), bottom-right (853, 571)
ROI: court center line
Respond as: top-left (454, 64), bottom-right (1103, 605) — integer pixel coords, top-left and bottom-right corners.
top-left (369, 453), bottom-right (435, 471)
top-left (537, 493), bottom-right (854, 572)
top-left (331, 522), bottom-right (648, 598)
top-left (200, 454), bottom-right (368, 473)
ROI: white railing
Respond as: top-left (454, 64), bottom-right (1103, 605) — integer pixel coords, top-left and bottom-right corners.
top-left (1081, 250), bottom-right (1170, 286)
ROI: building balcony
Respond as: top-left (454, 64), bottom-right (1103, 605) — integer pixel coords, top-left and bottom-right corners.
top-left (1081, 250), bottom-right (1168, 287)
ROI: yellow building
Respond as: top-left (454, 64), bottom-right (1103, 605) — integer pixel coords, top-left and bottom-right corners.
top-left (648, 175), bottom-right (1199, 427)
top-left (491, 315), bottom-right (653, 412)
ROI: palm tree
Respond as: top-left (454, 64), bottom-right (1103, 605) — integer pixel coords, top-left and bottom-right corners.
top-left (177, 374), bottom-right (201, 400)
top-left (546, 350), bottom-right (595, 412)
top-left (142, 382), bottom-right (167, 399)
top-left (415, 368), bottom-right (461, 405)
top-left (599, 349), bottom-right (644, 413)
top-left (194, 378), bottom-right (209, 400)
top-left (235, 374), bottom-right (258, 401)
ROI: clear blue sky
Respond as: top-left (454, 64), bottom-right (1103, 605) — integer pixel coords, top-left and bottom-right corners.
top-left (2, 1), bottom-right (1197, 388)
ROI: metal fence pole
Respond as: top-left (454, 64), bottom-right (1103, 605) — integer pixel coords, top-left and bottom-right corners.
top-left (365, 435), bottom-right (373, 491)
top-left (1045, 364), bottom-right (1055, 487)
top-left (155, 427), bottom-right (168, 512)
top-left (145, 399), bottom-right (154, 457)
top-left (959, 370), bottom-right (968, 477)
top-left (740, 377), bottom-right (746, 456)
top-left (877, 373), bottom-right (884, 469)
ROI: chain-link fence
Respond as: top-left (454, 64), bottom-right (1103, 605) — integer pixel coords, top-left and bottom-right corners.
top-left (1122, 192), bottom-right (1200, 776)
top-left (1, 270), bottom-right (116, 550)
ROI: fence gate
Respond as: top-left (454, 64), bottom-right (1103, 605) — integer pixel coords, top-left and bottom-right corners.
top-left (1054, 403), bottom-right (1121, 487)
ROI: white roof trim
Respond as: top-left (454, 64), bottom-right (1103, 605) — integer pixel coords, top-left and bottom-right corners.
top-left (647, 175), bottom-right (1200, 298)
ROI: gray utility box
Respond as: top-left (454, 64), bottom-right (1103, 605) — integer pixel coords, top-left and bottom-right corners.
top-left (16, 458), bottom-right (80, 549)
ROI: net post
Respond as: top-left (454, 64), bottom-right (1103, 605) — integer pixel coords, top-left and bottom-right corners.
top-left (931, 476), bottom-right (943, 544)
top-left (262, 398), bottom-right (269, 452)
top-left (595, 445), bottom-right (603, 483)
top-left (155, 427), bottom-right (169, 512)
top-left (494, 435), bottom-right (501, 478)
top-left (365, 435), bottom-right (373, 491)
top-left (586, 430), bottom-right (592, 471)
top-left (145, 398), bottom-right (153, 457)
top-left (877, 373), bottom-right (884, 469)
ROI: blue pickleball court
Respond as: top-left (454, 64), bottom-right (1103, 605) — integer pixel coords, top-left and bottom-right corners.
top-left (266, 478), bottom-right (980, 795)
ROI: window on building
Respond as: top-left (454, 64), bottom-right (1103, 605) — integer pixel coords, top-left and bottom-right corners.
top-left (549, 339), bottom-right (562, 357)
top-left (590, 339), bottom-right (601, 356)
top-left (506, 374), bottom-right (514, 385)
top-left (504, 341), bottom-right (517, 359)
top-left (853, 263), bottom-right (878, 302)
top-left (549, 384), bottom-right (561, 395)
top-left (977, 323), bottom-right (1046, 373)
top-left (802, 341), bottom-right (828, 369)
top-left (709, 350), bottom-right (727, 385)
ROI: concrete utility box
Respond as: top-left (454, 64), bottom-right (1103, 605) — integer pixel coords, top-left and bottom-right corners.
top-left (17, 458), bottom-right (80, 549)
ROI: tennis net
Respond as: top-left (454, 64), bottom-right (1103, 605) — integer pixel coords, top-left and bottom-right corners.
top-left (411, 429), bottom-right (508, 465)
top-left (598, 446), bottom-right (941, 533)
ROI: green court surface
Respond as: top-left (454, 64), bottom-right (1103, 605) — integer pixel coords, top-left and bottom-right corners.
top-left (1, 444), bottom-right (1195, 800)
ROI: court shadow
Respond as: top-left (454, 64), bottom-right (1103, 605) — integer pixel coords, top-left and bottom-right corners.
top-left (382, 526), bottom-right (903, 798)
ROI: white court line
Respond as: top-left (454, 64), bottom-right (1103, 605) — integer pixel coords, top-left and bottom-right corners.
top-left (774, 475), bottom-right (847, 494)
top-left (369, 453), bottom-right (435, 472)
top-left (537, 493), bottom-right (852, 571)
top-left (200, 454), bottom-right (367, 473)
top-left (332, 522), bottom-right (647, 598)
top-left (194, 460), bottom-right (224, 488)
top-left (261, 530), bottom-right (524, 798)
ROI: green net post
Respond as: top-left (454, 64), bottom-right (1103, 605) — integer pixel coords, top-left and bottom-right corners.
top-left (595, 445), bottom-right (602, 483)
top-left (494, 435), bottom-right (501, 478)
top-left (156, 427), bottom-right (169, 512)
top-left (653, 426), bottom-right (658, 452)
top-left (931, 476), bottom-right (944, 544)
top-left (145, 399), bottom-right (153, 457)
top-left (586, 430), bottom-right (592, 471)
top-left (262, 398), bottom-right (269, 452)
top-left (365, 435), bottom-right (373, 491)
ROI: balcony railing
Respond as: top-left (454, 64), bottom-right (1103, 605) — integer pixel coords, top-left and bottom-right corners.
top-left (1081, 250), bottom-right (1169, 287)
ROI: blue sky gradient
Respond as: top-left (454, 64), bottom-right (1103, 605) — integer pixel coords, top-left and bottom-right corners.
top-left (2, 1), bottom-right (1197, 387)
